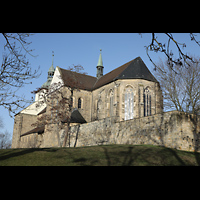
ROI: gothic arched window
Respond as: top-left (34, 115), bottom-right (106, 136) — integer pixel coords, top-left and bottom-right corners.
top-left (124, 87), bottom-right (134, 120)
top-left (97, 98), bottom-right (104, 119)
top-left (110, 91), bottom-right (114, 117)
top-left (70, 97), bottom-right (73, 107)
top-left (108, 89), bottom-right (114, 117)
top-left (144, 87), bottom-right (151, 117)
top-left (78, 98), bottom-right (82, 109)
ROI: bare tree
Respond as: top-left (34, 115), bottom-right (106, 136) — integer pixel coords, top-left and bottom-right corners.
top-left (154, 56), bottom-right (200, 114)
top-left (0, 116), bottom-right (11, 149)
top-left (0, 116), bottom-right (3, 129)
top-left (0, 130), bottom-right (12, 149)
top-left (32, 82), bottom-right (72, 147)
top-left (139, 33), bottom-right (200, 70)
top-left (32, 65), bottom-right (87, 147)
top-left (0, 33), bottom-right (40, 117)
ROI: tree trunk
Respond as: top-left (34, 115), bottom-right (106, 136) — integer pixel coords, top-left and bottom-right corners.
top-left (56, 122), bottom-right (61, 147)
top-left (62, 122), bottom-right (70, 147)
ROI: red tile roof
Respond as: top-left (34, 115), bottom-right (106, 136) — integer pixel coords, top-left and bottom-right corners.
top-left (58, 68), bottom-right (97, 91)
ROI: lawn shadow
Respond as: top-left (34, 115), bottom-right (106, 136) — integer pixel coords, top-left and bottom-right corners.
top-left (0, 148), bottom-right (59, 163)
top-left (101, 146), bottom-right (151, 166)
top-left (194, 152), bottom-right (200, 166)
top-left (165, 148), bottom-right (186, 166)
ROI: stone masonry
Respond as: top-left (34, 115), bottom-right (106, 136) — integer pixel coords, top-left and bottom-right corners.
top-left (65, 111), bottom-right (200, 152)
top-left (14, 111), bottom-right (200, 152)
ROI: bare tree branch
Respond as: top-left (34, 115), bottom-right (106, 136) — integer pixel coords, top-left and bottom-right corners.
top-left (190, 33), bottom-right (200, 47)
top-left (0, 33), bottom-right (41, 117)
top-left (143, 33), bottom-right (198, 71)
top-left (32, 65), bottom-right (86, 147)
top-left (154, 56), bottom-right (200, 114)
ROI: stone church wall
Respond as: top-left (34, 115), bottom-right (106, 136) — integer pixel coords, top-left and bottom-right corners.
top-left (90, 79), bottom-right (163, 123)
top-left (12, 113), bottom-right (38, 148)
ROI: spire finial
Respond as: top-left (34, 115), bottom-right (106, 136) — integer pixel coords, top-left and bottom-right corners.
top-left (52, 51), bottom-right (54, 66)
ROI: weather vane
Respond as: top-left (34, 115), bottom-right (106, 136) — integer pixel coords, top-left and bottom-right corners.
top-left (52, 51), bottom-right (54, 66)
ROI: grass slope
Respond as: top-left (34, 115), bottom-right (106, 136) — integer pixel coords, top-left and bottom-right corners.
top-left (1, 144), bottom-right (200, 166)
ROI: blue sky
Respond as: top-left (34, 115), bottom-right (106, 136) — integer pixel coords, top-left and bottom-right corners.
top-left (1, 33), bottom-right (200, 139)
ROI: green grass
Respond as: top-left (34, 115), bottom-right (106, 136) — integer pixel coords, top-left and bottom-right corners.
top-left (1, 144), bottom-right (200, 166)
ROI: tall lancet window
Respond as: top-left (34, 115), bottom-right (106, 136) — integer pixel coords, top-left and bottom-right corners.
top-left (144, 87), bottom-right (151, 117)
top-left (109, 90), bottom-right (114, 117)
top-left (124, 87), bottom-right (134, 120)
top-left (78, 98), bottom-right (82, 109)
top-left (97, 99), bottom-right (103, 119)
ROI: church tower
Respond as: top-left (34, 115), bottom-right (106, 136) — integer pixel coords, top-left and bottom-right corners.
top-left (41, 52), bottom-right (55, 89)
top-left (47, 52), bottom-right (55, 81)
top-left (96, 49), bottom-right (104, 79)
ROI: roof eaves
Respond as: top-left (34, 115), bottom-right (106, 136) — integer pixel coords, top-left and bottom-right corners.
top-left (20, 125), bottom-right (45, 137)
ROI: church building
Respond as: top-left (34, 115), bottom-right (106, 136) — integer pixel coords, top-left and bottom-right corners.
top-left (12, 50), bottom-right (163, 148)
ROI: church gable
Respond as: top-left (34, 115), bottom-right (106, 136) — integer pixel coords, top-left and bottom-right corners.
top-left (50, 66), bottom-right (64, 88)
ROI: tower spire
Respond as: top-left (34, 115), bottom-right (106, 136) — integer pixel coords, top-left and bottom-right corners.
top-left (96, 49), bottom-right (104, 79)
top-left (48, 51), bottom-right (55, 80)
top-left (41, 52), bottom-right (55, 89)
top-left (52, 51), bottom-right (54, 66)
top-left (97, 49), bottom-right (103, 67)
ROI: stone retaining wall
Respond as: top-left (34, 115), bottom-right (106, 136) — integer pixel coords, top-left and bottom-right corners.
top-left (15, 111), bottom-right (200, 152)
top-left (66, 111), bottom-right (200, 152)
